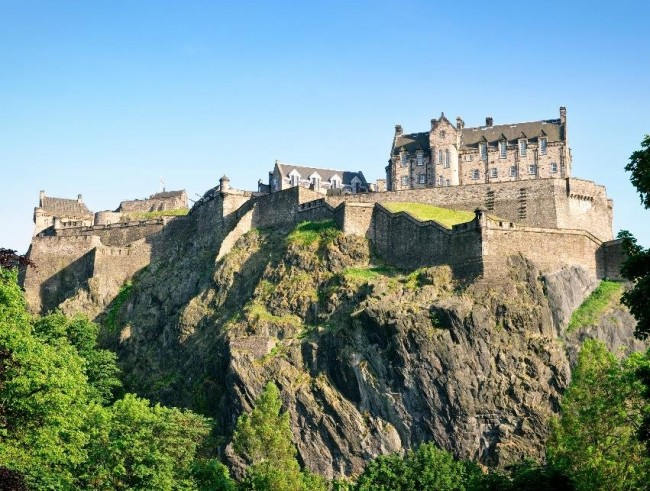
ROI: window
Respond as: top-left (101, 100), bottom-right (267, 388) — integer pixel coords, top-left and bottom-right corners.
top-left (440, 130), bottom-right (446, 138)
top-left (509, 166), bottom-right (518, 177)
top-left (400, 152), bottom-right (408, 167)
top-left (528, 164), bottom-right (537, 175)
top-left (401, 176), bottom-right (409, 186)
top-left (499, 140), bottom-right (507, 159)
top-left (437, 175), bottom-right (443, 186)
top-left (438, 149), bottom-right (443, 164)
top-left (550, 162), bottom-right (558, 173)
top-left (444, 149), bottom-right (450, 168)
top-left (490, 168), bottom-right (498, 178)
top-left (417, 152), bottom-right (423, 166)
top-left (331, 179), bottom-right (338, 189)
top-left (480, 142), bottom-right (487, 160)
top-left (540, 137), bottom-right (547, 155)
top-left (290, 174), bottom-right (299, 186)
top-left (445, 179), bottom-right (451, 186)
top-left (519, 139), bottom-right (527, 157)
top-left (310, 176), bottom-right (320, 188)
top-left (471, 169), bottom-right (480, 180)
top-left (418, 173), bottom-right (426, 184)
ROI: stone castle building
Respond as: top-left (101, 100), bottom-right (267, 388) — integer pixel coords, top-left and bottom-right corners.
top-left (387, 107), bottom-right (570, 190)
top-left (33, 191), bottom-right (94, 236)
top-left (265, 160), bottom-right (368, 194)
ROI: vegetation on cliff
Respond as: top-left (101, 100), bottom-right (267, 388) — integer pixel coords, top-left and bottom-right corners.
top-left (567, 280), bottom-right (624, 332)
top-left (382, 202), bottom-right (474, 228)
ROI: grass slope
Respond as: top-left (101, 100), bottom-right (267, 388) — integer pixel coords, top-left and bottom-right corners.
top-left (567, 280), bottom-right (624, 332)
top-left (383, 202), bottom-right (474, 229)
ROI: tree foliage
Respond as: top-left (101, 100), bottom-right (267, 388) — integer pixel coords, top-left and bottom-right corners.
top-left (0, 248), bottom-right (34, 270)
top-left (625, 134), bottom-right (650, 209)
top-left (353, 442), bottom-right (481, 491)
top-left (547, 340), bottom-right (650, 490)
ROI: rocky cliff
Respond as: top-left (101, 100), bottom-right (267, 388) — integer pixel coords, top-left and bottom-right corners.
top-left (54, 199), bottom-right (643, 479)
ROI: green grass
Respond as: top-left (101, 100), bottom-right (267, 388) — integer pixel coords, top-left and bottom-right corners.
top-left (104, 280), bottom-right (133, 332)
top-left (567, 280), bottom-right (624, 332)
top-left (383, 202), bottom-right (474, 229)
top-left (123, 208), bottom-right (189, 220)
top-left (343, 265), bottom-right (398, 281)
top-left (287, 220), bottom-right (339, 246)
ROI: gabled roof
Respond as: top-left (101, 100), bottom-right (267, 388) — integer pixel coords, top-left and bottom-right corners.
top-left (460, 119), bottom-right (562, 148)
top-left (275, 161), bottom-right (367, 186)
top-left (40, 196), bottom-right (92, 217)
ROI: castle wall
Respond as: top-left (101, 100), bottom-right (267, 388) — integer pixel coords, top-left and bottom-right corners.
top-left (23, 235), bottom-right (101, 314)
top-left (326, 178), bottom-right (612, 241)
top-left (597, 239), bottom-right (625, 280)
top-left (481, 220), bottom-right (602, 278)
top-left (52, 220), bottom-right (165, 247)
top-left (118, 191), bottom-right (188, 213)
top-left (93, 240), bottom-right (153, 288)
top-left (94, 211), bottom-right (122, 225)
top-left (370, 205), bottom-right (483, 276)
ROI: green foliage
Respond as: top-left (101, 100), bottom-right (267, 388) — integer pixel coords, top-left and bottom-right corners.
top-left (233, 382), bottom-right (307, 490)
top-left (287, 220), bottom-right (339, 247)
top-left (105, 279), bottom-right (133, 333)
top-left (353, 442), bottom-right (481, 491)
top-left (547, 340), bottom-right (650, 490)
top-left (343, 265), bottom-right (398, 282)
top-left (383, 202), bottom-right (474, 229)
top-left (479, 460), bottom-right (573, 491)
top-left (81, 394), bottom-right (212, 490)
top-left (567, 280), bottom-right (623, 332)
top-left (0, 270), bottom-right (219, 490)
top-left (192, 459), bottom-right (237, 491)
top-left (625, 134), bottom-right (650, 209)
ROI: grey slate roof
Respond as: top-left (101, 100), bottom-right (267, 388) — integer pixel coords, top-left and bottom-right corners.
top-left (275, 162), bottom-right (367, 186)
top-left (393, 118), bottom-right (563, 153)
top-left (40, 197), bottom-right (92, 217)
top-left (460, 119), bottom-right (562, 148)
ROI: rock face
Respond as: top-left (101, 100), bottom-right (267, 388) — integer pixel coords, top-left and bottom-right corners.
top-left (59, 209), bottom-right (642, 479)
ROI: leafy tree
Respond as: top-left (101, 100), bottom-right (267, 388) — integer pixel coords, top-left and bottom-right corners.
top-left (625, 134), bottom-right (650, 209)
top-left (353, 442), bottom-right (481, 491)
top-left (479, 460), bottom-right (573, 491)
top-left (233, 381), bottom-right (305, 490)
top-left (0, 248), bottom-right (34, 269)
top-left (547, 340), bottom-right (650, 490)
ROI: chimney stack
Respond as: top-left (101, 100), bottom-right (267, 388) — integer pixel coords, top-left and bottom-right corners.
top-left (486, 117), bottom-right (493, 127)
top-left (559, 106), bottom-right (567, 125)
top-left (77, 194), bottom-right (83, 203)
top-left (456, 117), bottom-right (464, 130)
top-left (39, 190), bottom-right (45, 207)
top-left (395, 124), bottom-right (403, 136)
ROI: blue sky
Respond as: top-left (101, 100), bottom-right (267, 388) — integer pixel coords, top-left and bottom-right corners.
top-left (1, 0), bottom-right (649, 252)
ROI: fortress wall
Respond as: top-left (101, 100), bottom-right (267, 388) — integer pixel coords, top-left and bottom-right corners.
top-left (23, 235), bottom-right (101, 313)
top-left (554, 179), bottom-right (613, 241)
top-left (93, 239), bottom-right (153, 288)
top-left (482, 220), bottom-right (602, 277)
top-left (370, 205), bottom-right (483, 274)
top-left (119, 193), bottom-right (187, 212)
top-left (94, 210), bottom-right (122, 225)
top-left (326, 178), bottom-right (613, 240)
top-left (53, 220), bottom-right (165, 247)
top-left (338, 203), bottom-right (375, 237)
top-left (296, 200), bottom-right (336, 223)
top-left (597, 239), bottom-right (624, 280)
top-left (249, 186), bottom-right (325, 229)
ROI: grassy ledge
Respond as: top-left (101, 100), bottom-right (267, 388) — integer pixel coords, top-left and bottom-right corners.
top-left (567, 280), bottom-right (624, 332)
top-left (286, 220), bottom-right (339, 246)
top-left (123, 208), bottom-right (189, 220)
top-left (383, 202), bottom-right (474, 229)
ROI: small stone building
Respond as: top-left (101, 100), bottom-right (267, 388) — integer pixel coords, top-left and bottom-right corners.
top-left (387, 107), bottom-right (570, 191)
top-left (33, 190), bottom-right (94, 236)
top-left (116, 190), bottom-right (188, 213)
top-left (267, 160), bottom-right (368, 194)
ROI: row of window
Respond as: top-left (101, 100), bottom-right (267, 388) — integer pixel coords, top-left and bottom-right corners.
top-left (470, 162), bottom-right (558, 179)
top-left (478, 137), bottom-right (547, 161)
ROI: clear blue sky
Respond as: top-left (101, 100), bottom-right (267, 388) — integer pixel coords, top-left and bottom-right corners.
top-left (1, 0), bottom-right (649, 253)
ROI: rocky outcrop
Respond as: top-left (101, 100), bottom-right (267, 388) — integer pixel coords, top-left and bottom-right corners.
top-left (69, 215), bottom-right (638, 480)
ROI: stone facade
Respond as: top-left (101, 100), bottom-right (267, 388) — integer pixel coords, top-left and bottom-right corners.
top-left (117, 190), bottom-right (188, 213)
top-left (387, 107), bottom-right (570, 191)
top-left (33, 191), bottom-right (94, 236)
top-left (268, 161), bottom-right (368, 194)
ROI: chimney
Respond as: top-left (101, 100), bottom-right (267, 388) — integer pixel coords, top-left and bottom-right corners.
top-left (77, 194), bottom-right (83, 203)
top-left (485, 117), bottom-right (493, 127)
top-left (39, 190), bottom-right (45, 207)
top-left (559, 106), bottom-right (567, 125)
top-left (395, 124), bottom-right (403, 136)
top-left (430, 119), bottom-right (437, 130)
top-left (456, 117), bottom-right (464, 130)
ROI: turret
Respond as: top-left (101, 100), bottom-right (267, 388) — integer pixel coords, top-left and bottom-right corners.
top-left (219, 175), bottom-right (231, 193)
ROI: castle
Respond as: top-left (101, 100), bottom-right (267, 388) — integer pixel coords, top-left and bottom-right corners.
top-left (22, 108), bottom-right (623, 316)
top-left (387, 107), bottom-right (570, 190)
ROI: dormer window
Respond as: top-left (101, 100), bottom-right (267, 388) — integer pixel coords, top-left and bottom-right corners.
top-left (519, 139), bottom-right (528, 157)
top-left (499, 140), bottom-right (507, 159)
top-left (540, 137), bottom-right (548, 155)
top-left (416, 151), bottom-right (424, 166)
top-left (289, 171), bottom-right (300, 187)
top-left (480, 142), bottom-right (487, 160)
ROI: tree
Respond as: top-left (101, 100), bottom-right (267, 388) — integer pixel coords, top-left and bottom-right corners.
top-left (0, 248), bottom-right (34, 270)
top-left (233, 381), bottom-right (305, 490)
top-left (625, 134), bottom-right (650, 209)
top-left (354, 442), bottom-right (481, 491)
top-left (547, 340), bottom-right (650, 490)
